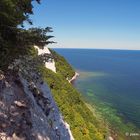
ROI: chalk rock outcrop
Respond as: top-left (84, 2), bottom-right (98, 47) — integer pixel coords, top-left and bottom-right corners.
top-left (34, 46), bottom-right (56, 73)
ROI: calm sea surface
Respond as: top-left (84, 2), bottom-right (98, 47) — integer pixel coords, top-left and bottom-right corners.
top-left (54, 49), bottom-right (140, 128)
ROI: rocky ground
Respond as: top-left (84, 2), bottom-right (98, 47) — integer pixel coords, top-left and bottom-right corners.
top-left (0, 55), bottom-right (74, 140)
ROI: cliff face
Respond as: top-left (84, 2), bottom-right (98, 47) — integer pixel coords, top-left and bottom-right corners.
top-left (0, 55), bottom-right (74, 140)
top-left (34, 46), bottom-right (56, 73)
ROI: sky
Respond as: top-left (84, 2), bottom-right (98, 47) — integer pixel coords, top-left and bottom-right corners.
top-left (26, 0), bottom-right (140, 50)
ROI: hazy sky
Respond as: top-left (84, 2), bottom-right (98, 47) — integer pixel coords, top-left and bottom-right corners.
top-left (27, 0), bottom-right (140, 50)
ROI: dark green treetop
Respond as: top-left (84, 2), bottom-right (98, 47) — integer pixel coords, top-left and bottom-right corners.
top-left (0, 0), bottom-right (54, 69)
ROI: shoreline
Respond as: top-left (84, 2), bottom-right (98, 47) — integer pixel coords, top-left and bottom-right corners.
top-left (69, 71), bottom-right (115, 140)
top-left (71, 72), bottom-right (115, 140)
top-left (69, 72), bottom-right (79, 83)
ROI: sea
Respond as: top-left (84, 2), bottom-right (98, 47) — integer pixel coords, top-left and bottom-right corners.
top-left (54, 48), bottom-right (140, 130)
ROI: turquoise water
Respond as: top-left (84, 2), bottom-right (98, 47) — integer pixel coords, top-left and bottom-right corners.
top-left (54, 49), bottom-right (140, 129)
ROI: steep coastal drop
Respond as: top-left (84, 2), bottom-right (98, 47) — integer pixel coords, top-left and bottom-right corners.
top-left (41, 49), bottom-right (108, 140)
top-left (0, 44), bottom-right (113, 140)
top-left (0, 0), bottom-right (107, 139)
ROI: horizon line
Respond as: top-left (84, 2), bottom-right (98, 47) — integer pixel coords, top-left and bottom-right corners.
top-left (51, 47), bottom-right (140, 51)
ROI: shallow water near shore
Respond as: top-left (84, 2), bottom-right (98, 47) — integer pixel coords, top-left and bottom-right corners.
top-left (54, 48), bottom-right (140, 134)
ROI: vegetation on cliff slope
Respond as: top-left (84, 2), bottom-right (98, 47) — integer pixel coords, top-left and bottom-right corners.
top-left (44, 50), bottom-right (140, 140)
top-left (49, 49), bottom-right (75, 79)
top-left (39, 51), bottom-right (108, 140)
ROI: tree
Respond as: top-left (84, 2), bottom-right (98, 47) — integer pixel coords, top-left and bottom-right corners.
top-left (0, 0), bottom-right (40, 42)
top-left (17, 27), bottom-right (55, 48)
top-left (0, 0), bottom-right (55, 69)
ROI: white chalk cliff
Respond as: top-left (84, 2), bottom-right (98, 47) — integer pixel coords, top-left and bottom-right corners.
top-left (34, 46), bottom-right (56, 73)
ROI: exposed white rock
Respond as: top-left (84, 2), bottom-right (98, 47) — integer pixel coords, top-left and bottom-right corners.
top-left (68, 72), bottom-right (79, 83)
top-left (107, 136), bottom-right (114, 140)
top-left (64, 122), bottom-right (75, 140)
top-left (34, 45), bottom-right (56, 73)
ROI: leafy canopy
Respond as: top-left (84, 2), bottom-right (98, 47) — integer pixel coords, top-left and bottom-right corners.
top-left (0, 0), bottom-right (54, 69)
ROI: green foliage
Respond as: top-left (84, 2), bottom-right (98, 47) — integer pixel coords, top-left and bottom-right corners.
top-left (0, 43), bottom-right (37, 70)
top-left (16, 27), bottom-right (55, 48)
top-left (0, 0), bottom-right (40, 44)
top-left (49, 49), bottom-right (75, 79)
top-left (0, 0), bottom-right (40, 27)
top-left (0, 0), bottom-right (54, 70)
top-left (39, 50), bottom-right (108, 140)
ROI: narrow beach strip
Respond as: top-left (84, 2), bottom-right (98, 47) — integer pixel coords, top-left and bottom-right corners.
top-left (69, 72), bottom-right (79, 83)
